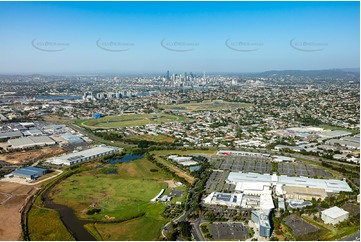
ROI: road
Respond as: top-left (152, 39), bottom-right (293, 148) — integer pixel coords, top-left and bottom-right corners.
top-left (283, 152), bottom-right (359, 167)
top-left (342, 230), bottom-right (360, 241)
top-left (252, 147), bottom-right (359, 167)
top-left (191, 218), bottom-right (206, 241)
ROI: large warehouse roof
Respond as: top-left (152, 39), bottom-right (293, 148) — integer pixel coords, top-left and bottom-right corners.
top-left (227, 172), bottom-right (275, 184)
top-left (8, 136), bottom-right (56, 148)
top-left (277, 175), bottom-right (352, 193)
top-left (0, 130), bottom-right (22, 139)
top-left (49, 145), bottom-right (119, 165)
top-left (227, 172), bottom-right (352, 193)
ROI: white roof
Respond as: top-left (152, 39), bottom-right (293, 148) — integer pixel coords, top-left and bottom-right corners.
top-left (235, 182), bottom-right (272, 193)
top-left (53, 146), bottom-right (118, 164)
top-left (278, 175), bottom-right (352, 193)
top-left (227, 172), bottom-right (273, 184)
top-left (260, 194), bottom-right (275, 209)
top-left (228, 171), bottom-right (352, 193)
top-left (321, 206), bottom-right (349, 218)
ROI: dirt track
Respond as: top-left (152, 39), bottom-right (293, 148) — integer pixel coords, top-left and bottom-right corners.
top-left (0, 182), bottom-right (38, 240)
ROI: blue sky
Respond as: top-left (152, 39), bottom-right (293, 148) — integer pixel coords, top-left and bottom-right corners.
top-left (0, 1), bottom-right (359, 74)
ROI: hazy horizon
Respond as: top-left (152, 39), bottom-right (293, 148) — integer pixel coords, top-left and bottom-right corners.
top-left (0, 1), bottom-right (359, 74)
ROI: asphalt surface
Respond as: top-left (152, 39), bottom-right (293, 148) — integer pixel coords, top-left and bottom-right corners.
top-left (342, 230), bottom-right (360, 241)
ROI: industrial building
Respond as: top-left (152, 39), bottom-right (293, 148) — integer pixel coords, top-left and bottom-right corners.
top-left (168, 155), bottom-right (198, 166)
top-left (22, 129), bottom-right (43, 136)
top-left (203, 192), bottom-right (243, 207)
top-left (251, 209), bottom-right (272, 237)
top-left (47, 145), bottom-right (119, 165)
top-left (321, 206), bottom-right (349, 225)
top-left (168, 155), bottom-right (193, 162)
top-left (217, 150), bottom-right (295, 162)
top-left (217, 150), bottom-right (270, 157)
top-left (0, 130), bottom-right (22, 141)
top-left (271, 156), bottom-right (296, 162)
top-left (283, 186), bottom-right (328, 201)
top-left (61, 134), bottom-right (85, 143)
top-left (203, 191), bottom-right (274, 210)
top-left (8, 136), bottom-right (56, 149)
top-left (12, 166), bottom-right (47, 180)
top-left (318, 130), bottom-right (352, 139)
top-left (227, 172), bottom-right (352, 196)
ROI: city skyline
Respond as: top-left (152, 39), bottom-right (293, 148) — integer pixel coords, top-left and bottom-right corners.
top-left (0, 1), bottom-right (359, 74)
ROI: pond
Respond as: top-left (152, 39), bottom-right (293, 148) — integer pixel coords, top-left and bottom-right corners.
top-left (189, 165), bottom-right (201, 171)
top-left (108, 154), bottom-right (145, 164)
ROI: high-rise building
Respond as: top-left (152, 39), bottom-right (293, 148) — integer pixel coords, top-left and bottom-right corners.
top-left (166, 70), bottom-right (170, 81)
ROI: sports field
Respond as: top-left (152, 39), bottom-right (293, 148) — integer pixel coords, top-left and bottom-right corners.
top-left (77, 113), bottom-right (187, 130)
top-left (160, 100), bottom-right (253, 111)
top-left (49, 157), bottom-right (175, 240)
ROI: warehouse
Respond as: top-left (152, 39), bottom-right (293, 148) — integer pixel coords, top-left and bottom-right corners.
top-left (217, 150), bottom-right (270, 157)
top-left (321, 206), bottom-right (349, 225)
top-left (22, 129), bottom-right (43, 136)
top-left (277, 175), bottom-right (352, 193)
top-left (227, 171), bottom-right (352, 195)
top-left (168, 155), bottom-right (192, 162)
top-left (271, 156), bottom-right (296, 162)
top-left (12, 166), bottom-right (47, 180)
top-left (203, 192), bottom-right (243, 207)
top-left (318, 130), bottom-right (352, 139)
top-left (251, 209), bottom-right (272, 237)
top-left (8, 136), bottom-right (56, 149)
top-left (0, 130), bottom-right (22, 141)
top-left (283, 186), bottom-right (328, 200)
top-left (61, 134), bottom-right (85, 143)
top-left (47, 145), bottom-right (119, 165)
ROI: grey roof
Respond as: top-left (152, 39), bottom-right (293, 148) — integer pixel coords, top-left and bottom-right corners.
top-left (0, 130), bottom-right (22, 139)
top-left (24, 166), bottom-right (47, 173)
top-left (61, 134), bottom-right (84, 143)
top-left (23, 129), bottom-right (43, 136)
top-left (8, 136), bottom-right (55, 148)
top-left (319, 130), bottom-right (352, 139)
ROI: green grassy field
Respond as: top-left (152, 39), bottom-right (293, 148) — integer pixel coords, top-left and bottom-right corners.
top-left (125, 134), bottom-right (175, 143)
top-left (77, 113), bottom-right (187, 130)
top-left (89, 215), bottom-right (167, 241)
top-left (27, 203), bottom-right (75, 241)
top-left (160, 100), bottom-right (253, 111)
top-left (49, 158), bottom-right (173, 240)
top-left (319, 125), bottom-right (359, 135)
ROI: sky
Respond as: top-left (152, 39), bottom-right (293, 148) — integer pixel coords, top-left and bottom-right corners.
top-left (0, 1), bottom-right (359, 74)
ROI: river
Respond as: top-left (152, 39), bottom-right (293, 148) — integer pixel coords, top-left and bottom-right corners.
top-left (43, 189), bottom-right (96, 241)
top-left (40, 154), bottom-right (144, 240)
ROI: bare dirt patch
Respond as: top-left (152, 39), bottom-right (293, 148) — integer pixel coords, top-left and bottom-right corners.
top-left (0, 147), bottom-right (65, 164)
top-left (0, 182), bottom-right (39, 240)
top-left (163, 180), bottom-right (177, 188)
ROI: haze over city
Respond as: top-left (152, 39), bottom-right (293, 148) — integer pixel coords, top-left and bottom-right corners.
top-left (0, 1), bottom-right (359, 242)
top-left (0, 1), bottom-right (359, 74)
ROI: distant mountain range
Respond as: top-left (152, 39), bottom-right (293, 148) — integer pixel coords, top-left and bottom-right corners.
top-left (257, 68), bottom-right (360, 78)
